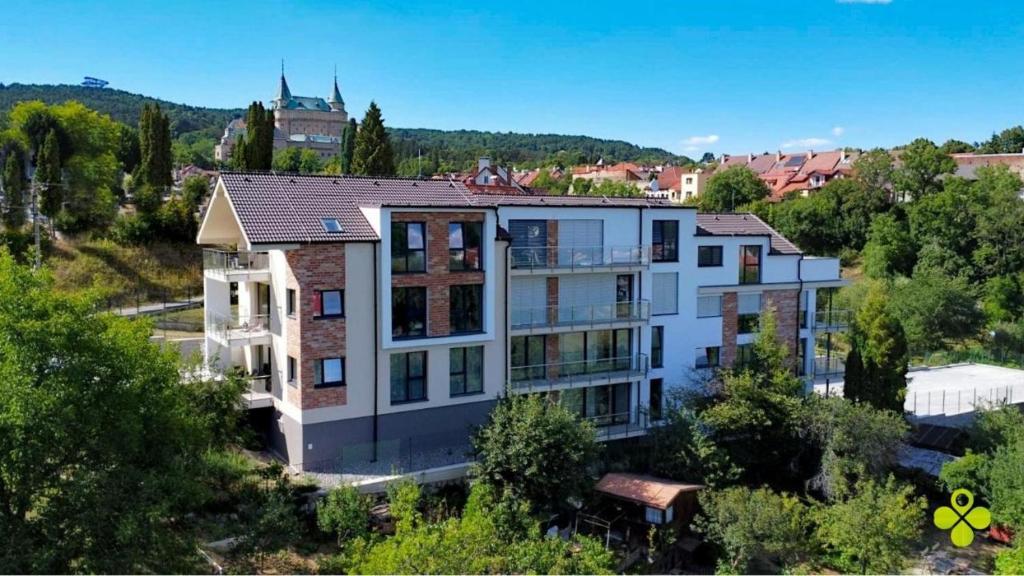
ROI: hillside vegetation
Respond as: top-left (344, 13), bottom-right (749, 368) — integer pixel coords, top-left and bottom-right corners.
top-left (0, 83), bottom-right (685, 170)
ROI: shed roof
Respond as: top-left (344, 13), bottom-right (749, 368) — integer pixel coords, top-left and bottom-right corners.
top-left (595, 473), bottom-right (702, 510)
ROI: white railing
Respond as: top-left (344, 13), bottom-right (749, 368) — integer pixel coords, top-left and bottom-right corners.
top-left (510, 245), bottom-right (650, 270)
top-left (907, 383), bottom-right (1024, 417)
top-left (511, 300), bottom-right (650, 330)
top-left (203, 249), bottom-right (269, 273)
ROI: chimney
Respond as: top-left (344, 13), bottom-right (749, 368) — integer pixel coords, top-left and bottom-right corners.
top-left (807, 150), bottom-right (814, 159)
top-left (841, 149), bottom-right (847, 162)
top-left (747, 153), bottom-right (753, 163)
top-left (478, 157), bottom-right (491, 173)
top-left (776, 150), bottom-right (782, 162)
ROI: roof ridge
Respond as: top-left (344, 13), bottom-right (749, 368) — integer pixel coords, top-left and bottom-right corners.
top-left (222, 170), bottom-right (448, 183)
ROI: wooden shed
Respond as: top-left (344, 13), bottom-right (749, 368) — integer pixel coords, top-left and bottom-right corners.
top-left (594, 472), bottom-right (703, 530)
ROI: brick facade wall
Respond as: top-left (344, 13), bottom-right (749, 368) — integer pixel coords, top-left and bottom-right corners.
top-left (285, 244), bottom-right (348, 409)
top-left (391, 212), bottom-right (485, 337)
top-left (546, 220), bottom-right (559, 267)
top-left (546, 277), bottom-right (559, 326)
top-left (765, 289), bottom-right (800, 366)
top-left (721, 292), bottom-right (738, 368)
top-left (545, 333), bottom-right (561, 380)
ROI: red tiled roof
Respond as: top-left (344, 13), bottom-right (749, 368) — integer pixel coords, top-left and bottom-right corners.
top-left (595, 473), bottom-right (702, 510)
top-left (657, 166), bottom-right (684, 190)
top-left (696, 212), bottom-right (802, 255)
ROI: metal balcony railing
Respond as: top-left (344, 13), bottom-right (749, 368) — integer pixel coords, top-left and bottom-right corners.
top-left (510, 353), bottom-right (648, 391)
top-left (510, 245), bottom-right (650, 270)
top-left (209, 312), bottom-right (271, 342)
top-left (203, 249), bottom-right (270, 273)
top-left (814, 355), bottom-right (845, 378)
top-left (511, 300), bottom-right (650, 330)
top-left (814, 309), bottom-right (852, 331)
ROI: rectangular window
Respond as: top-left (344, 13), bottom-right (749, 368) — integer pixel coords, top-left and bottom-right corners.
top-left (449, 222), bottom-right (483, 271)
top-left (450, 346), bottom-right (484, 396)
top-left (698, 245), bottom-right (723, 267)
top-left (650, 378), bottom-right (663, 421)
top-left (287, 355), bottom-right (297, 386)
top-left (697, 295), bottom-right (723, 318)
top-left (286, 288), bottom-right (297, 317)
top-left (652, 220), bottom-right (679, 262)
top-left (511, 335), bottom-right (546, 381)
top-left (391, 221), bottom-right (426, 273)
top-left (315, 289), bottom-right (343, 318)
top-left (651, 326), bottom-right (664, 369)
top-left (652, 272), bottom-right (678, 315)
top-left (314, 357), bottom-right (345, 388)
top-left (390, 351), bottom-right (427, 403)
top-left (739, 245), bottom-right (762, 284)
top-left (696, 346), bottom-right (720, 369)
top-left (736, 343), bottom-right (755, 370)
top-left (645, 506), bottom-right (665, 525)
top-left (737, 293), bottom-right (763, 334)
top-left (392, 287), bottom-right (427, 338)
top-left (449, 284), bottom-right (483, 334)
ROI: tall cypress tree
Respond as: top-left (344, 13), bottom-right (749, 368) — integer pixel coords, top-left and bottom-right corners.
top-left (243, 102), bottom-right (274, 170)
top-left (136, 103), bottom-right (172, 189)
top-left (2, 148), bottom-right (27, 229)
top-left (36, 129), bottom-right (63, 220)
top-left (352, 102), bottom-right (395, 176)
top-left (846, 287), bottom-right (909, 412)
top-left (340, 118), bottom-right (357, 174)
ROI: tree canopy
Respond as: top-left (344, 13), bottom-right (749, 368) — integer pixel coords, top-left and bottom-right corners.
top-left (700, 165), bottom-right (771, 211)
top-left (352, 101), bottom-right (396, 176)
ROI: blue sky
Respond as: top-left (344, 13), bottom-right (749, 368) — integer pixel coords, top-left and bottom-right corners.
top-left (2, 0), bottom-right (1023, 156)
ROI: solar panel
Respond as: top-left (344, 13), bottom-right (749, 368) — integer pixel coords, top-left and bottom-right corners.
top-left (785, 156), bottom-right (805, 167)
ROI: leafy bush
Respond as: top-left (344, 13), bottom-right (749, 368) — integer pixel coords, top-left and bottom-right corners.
top-left (317, 485), bottom-right (372, 545)
top-left (995, 541), bottom-right (1024, 575)
top-left (109, 213), bottom-right (152, 245)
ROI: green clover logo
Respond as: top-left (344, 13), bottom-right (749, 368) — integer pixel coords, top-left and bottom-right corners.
top-left (933, 489), bottom-right (991, 547)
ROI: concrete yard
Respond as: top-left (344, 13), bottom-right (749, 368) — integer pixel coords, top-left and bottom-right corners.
top-left (905, 363), bottom-right (1024, 419)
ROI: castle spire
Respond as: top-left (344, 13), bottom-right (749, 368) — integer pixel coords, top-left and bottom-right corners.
top-left (328, 65), bottom-right (345, 111)
top-left (276, 59), bottom-right (292, 104)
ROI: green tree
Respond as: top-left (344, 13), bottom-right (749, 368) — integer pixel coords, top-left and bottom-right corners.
top-left (815, 477), bottom-right (927, 574)
top-left (700, 165), bottom-right (770, 211)
top-left (352, 101), bottom-right (396, 176)
top-left (695, 486), bottom-right (811, 574)
top-left (846, 286), bottom-right (908, 413)
top-left (298, 148), bottom-right (323, 174)
top-left (768, 184), bottom-right (845, 255)
top-left (2, 147), bottom-right (27, 229)
top-left (271, 146), bottom-right (302, 172)
top-left (892, 138), bottom-right (955, 200)
top-left (472, 394), bottom-right (600, 513)
top-left (117, 123), bottom-right (141, 175)
top-left (35, 128), bottom-right (63, 221)
top-left (0, 250), bottom-right (242, 572)
top-left (136, 103), bottom-right (173, 189)
top-left (890, 269), bottom-right (985, 352)
top-left (236, 487), bottom-right (302, 571)
top-left (241, 101), bottom-right (274, 171)
top-left (852, 148), bottom-right (894, 199)
top-left (317, 484), bottom-right (372, 546)
top-left (940, 138), bottom-right (975, 154)
top-left (340, 117), bottom-right (357, 174)
top-left (646, 403), bottom-right (739, 488)
top-left (862, 212), bottom-right (915, 279)
top-left (995, 542), bottom-right (1024, 576)
top-left (977, 125), bottom-right (1024, 155)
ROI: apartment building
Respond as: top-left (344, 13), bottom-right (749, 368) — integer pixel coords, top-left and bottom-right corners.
top-left (197, 173), bottom-right (846, 471)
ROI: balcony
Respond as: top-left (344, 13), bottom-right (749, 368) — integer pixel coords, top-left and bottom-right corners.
top-left (208, 312), bottom-right (271, 346)
top-left (587, 404), bottom-right (653, 442)
top-left (510, 245), bottom-right (649, 274)
top-left (812, 355), bottom-right (845, 387)
top-left (510, 300), bottom-right (650, 333)
top-left (510, 353), bottom-right (648, 392)
top-left (203, 249), bottom-right (270, 282)
top-left (814, 309), bottom-right (851, 332)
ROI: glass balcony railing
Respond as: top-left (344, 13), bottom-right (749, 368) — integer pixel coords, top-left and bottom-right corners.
top-left (814, 355), bottom-right (845, 378)
top-left (510, 245), bottom-right (649, 270)
top-left (814, 309), bottom-right (851, 331)
top-left (208, 312), bottom-right (271, 343)
top-left (510, 353), bottom-right (648, 391)
top-left (510, 300), bottom-right (650, 330)
top-left (203, 249), bottom-right (270, 273)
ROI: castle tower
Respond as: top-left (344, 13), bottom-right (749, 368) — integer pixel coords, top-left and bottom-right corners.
top-left (328, 68), bottom-right (345, 114)
top-left (274, 61), bottom-right (292, 109)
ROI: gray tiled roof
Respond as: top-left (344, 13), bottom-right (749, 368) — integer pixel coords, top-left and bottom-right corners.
top-left (220, 172), bottom-right (692, 245)
top-left (696, 213), bottom-right (801, 255)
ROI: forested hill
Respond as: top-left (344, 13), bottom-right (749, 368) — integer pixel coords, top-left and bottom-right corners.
top-left (0, 83), bottom-right (686, 168)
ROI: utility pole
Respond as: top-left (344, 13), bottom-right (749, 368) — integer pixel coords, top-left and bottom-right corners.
top-left (31, 182), bottom-right (41, 270)
top-left (417, 147), bottom-right (422, 178)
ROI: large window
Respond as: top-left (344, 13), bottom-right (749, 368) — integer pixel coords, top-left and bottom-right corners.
top-left (651, 326), bottom-right (664, 369)
top-left (511, 335), bottom-right (546, 381)
top-left (391, 351), bottom-right (427, 403)
top-left (698, 245), bottom-right (723, 267)
top-left (449, 222), bottom-right (483, 271)
top-left (650, 378), bottom-right (663, 421)
top-left (652, 272), bottom-right (678, 315)
top-left (736, 343), bottom-right (755, 370)
top-left (392, 287), bottom-right (427, 338)
top-left (739, 245), bottom-right (762, 284)
top-left (652, 220), bottom-right (679, 262)
top-left (559, 329), bottom-right (632, 375)
top-left (449, 284), bottom-right (483, 334)
top-left (314, 289), bottom-right (344, 318)
top-left (391, 222), bottom-right (426, 273)
top-left (695, 346), bottom-right (720, 369)
top-left (450, 346), bottom-right (484, 396)
top-left (314, 357), bottom-right (345, 388)
top-left (737, 293), bottom-right (763, 334)
top-left (697, 295), bottom-right (723, 318)
top-left (559, 383), bottom-right (630, 426)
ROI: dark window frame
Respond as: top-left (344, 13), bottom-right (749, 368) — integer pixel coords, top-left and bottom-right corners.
top-left (450, 346), bottom-right (484, 396)
top-left (739, 245), bottom-right (762, 284)
top-left (511, 335), bottom-right (547, 381)
top-left (314, 289), bottom-right (344, 319)
top-left (314, 357), bottom-right (345, 388)
top-left (449, 284), bottom-right (484, 334)
top-left (650, 378), bottom-right (664, 421)
top-left (736, 343), bottom-right (755, 370)
top-left (449, 221), bottom-right (484, 271)
top-left (651, 326), bottom-right (664, 369)
top-left (287, 355), bottom-right (297, 386)
top-left (652, 220), bottom-right (679, 262)
top-left (391, 351), bottom-right (427, 404)
top-left (286, 288), bottom-right (297, 318)
top-left (696, 346), bottom-right (721, 369)
top-left (698, 245), bottom-right (723, 267)
top-left (391, 221), bottom-right (427, 274)
top-left (392, 286), bottom-right (427, 339)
